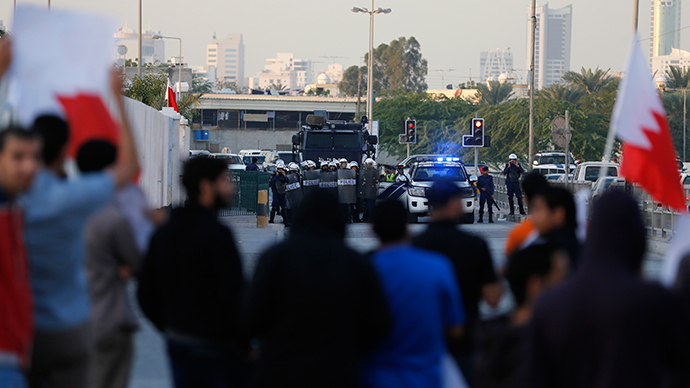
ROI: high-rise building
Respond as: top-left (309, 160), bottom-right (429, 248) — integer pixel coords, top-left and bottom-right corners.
top-left (480, 49), bottom-right (514, 81)
top-left (207, 34), bottom-right (245, 87)
top-left (651, 48), bottom-right (690, 79)
top-left (526, 4), bottom-right (572, 89)
top-left (255, 53), bottom-right (313, 90)
top-left (114, 26), bottom-right (165, 65)
top-left (650, 0), bottom-right (681, 59)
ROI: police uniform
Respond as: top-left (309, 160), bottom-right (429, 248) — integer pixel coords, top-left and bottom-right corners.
top-left (269, 170), bottom-right (289, 223)
top-left (502, 162), bottom-right (525, 215)
top-left (477, 173), bottom-right (495, 223)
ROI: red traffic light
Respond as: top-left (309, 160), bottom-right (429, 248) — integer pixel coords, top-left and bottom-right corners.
top-left (409, 123), bottom-right (414, 128)
top-left (475, 120), bottom-right (482, 128)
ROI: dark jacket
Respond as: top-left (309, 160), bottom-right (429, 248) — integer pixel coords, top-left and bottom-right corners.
top-left (245, 163), bottom-right (259, 171)
top-left (269, 172), bottom-right (288, 195)
top-left (477, 174), bottom-right (495, 196)
top-left (474, 316), bottom-right (527, 388)
top-left (520, 191), bottom-right (690, 388)
top-left (242, 192), bottom-right (391, 388)
top-left (137, 206), bottom-right (245, 345)
top-left (503, 163), bottom-right (524, 184)
top-left (412, 220), bottom-right (498, 354)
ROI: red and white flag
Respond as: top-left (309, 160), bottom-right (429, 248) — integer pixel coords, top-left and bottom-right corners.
top-left (8, 6), bottom-right (119, 158)
top-left (610, 34), bottom-right (685, 211)
top-left (165, 79), bottom-right (178, 112)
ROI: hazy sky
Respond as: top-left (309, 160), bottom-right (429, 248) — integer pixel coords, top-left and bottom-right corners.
top-left (2, 0), bottom-right (688, 88)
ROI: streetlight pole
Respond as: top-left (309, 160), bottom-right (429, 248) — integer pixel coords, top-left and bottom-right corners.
top-left (138, 0), bottom-right (142, 78)
top-left (528, 0), bottom-right (536, 170)
top-left (351, 4), bottom-right (391, 124)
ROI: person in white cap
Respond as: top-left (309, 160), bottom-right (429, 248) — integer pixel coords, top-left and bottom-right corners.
top-left (329, 161), bottom-right (338, 172)
top-left (320, 161), bottom-right (329, 173)
top-left (502, 153), bottom-right (526, 215)
top-left (339, 158), bottom-right (349, 170)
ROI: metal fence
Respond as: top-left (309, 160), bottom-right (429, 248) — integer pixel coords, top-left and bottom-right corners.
top-left (217, 171), bottom-right (271, 217)
top-left (494, 174), bottom-right (681, 238)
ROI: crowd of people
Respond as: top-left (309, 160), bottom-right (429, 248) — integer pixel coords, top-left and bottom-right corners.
top-left (2, 34), bottom-right (690, 388)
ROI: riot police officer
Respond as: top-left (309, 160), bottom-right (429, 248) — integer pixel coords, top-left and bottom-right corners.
top-left (360, 158), bottom-right (379, 222)
top-left (503, 153), bottom-right (526, 215)
top-left (284, 162), bottom-right (302, 227)
top-left (477, 167), bottom-right (495, 223)
top-left (269, 160), bottom-right (289, 223)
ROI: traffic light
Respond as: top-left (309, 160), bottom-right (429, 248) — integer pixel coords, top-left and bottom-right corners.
top-left (472, 118), bottom-right (484, 147)
top-left (404, 119), bottom-right (417, 144)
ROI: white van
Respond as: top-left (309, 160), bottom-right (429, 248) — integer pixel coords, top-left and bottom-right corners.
top-left (571, 162), bottom-right (620, 182)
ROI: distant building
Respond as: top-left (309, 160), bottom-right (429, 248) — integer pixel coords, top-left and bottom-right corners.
top-left (480, 49), bottom-right (514, 81)
top-left (191, 65), bottom-right (217, 86)
top-left (207, 34), bottom-right (245, 87)
top-left (324, 64), bottom-right (345, 84)
top-left (652, 48), bottom-right (690, 80)
top-left (255, 53), bottom-right (313, 90)
top-left (114, 26), bottom-right (165, 65)
top-left (526, 4), bottom-right (572, 89)
top-left (650, 0), bottom-right (681, 59)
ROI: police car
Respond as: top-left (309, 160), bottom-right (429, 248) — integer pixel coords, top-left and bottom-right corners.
top-left (379, 158), bottom-right (476, 223)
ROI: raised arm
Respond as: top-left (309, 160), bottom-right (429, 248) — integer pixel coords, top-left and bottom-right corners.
top-left (0, 38), bottom-right (11, 79)
top-left (109, 70), bottom-right (140, 188)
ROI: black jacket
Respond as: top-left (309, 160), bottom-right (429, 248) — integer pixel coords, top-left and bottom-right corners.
top-left (137, 206), bottom-right (245, 345)
top-left (412, 220), bottom-right (498, 354)
top-left (242, 231), bottom-right (390, 388)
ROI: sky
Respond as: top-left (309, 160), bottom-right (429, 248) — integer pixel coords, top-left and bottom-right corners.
top-left (2, 0), bottom-right (688, 89)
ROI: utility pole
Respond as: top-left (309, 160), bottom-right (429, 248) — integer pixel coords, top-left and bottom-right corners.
top-left (475, 112), bottom-right (479, 177)
top-left (356, 67), bottom-right (362, 118)
top-left (528, 0), bottom-right (536, 170)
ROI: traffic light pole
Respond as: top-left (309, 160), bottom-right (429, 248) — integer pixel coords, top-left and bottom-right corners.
top-left (407, 143), bottom-right (410, 158)
top-left (475, 113), bottom-right (479, 177)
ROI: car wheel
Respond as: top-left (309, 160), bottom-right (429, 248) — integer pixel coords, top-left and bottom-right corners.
top-left (461, 212), bottom-right (474, 224)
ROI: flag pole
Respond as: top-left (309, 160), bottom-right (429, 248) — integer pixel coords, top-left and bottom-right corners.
top-left (601, 0), bottom-right (639, 172)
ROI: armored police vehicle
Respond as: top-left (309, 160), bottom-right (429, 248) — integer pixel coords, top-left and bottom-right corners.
top-left (291, 114), bottom-right (378, 164)
top-left (379, 158), bottom-right (476, 223)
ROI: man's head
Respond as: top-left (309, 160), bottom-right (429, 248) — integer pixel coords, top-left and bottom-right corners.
top-left (31, 115), bottom-right (69, 169)
top-left (339, 158), bottom-right (348, 169)
top-left (481, 167), bottom-right (489, 176)
top-left (76, 140), bottom-right (117, 173)
top-left (505, 243), bottom-right (569, 308)
top-left (182, 157), bottom-right (234, 209)
top-left (252, 156), bottom-right (258, 164)
top-left (373, 200), bottom-right (408, 244)
top-left (521, 171), bottom-right (549, 206)
top-left (530, 187), bottom-right (576, 236)
top-left (0, 127), bottom-right (41, 198)
top-left (292, 190), bottom-right (346, 238)
top-left (509, 153), bottom-right (518, 163)
top-left (427, 181), bottom-right (464, 220)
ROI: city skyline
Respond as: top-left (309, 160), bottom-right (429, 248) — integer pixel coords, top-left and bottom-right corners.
top-left (2, 0), bottom-right (687, 89)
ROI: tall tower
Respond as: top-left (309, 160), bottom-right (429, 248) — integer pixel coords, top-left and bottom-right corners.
top-left (527, 3), bottom-right (572, 90)
top-left (650, 0), bottom-right (681, 59)
top-left (207, 34), bottom-right (245, 87)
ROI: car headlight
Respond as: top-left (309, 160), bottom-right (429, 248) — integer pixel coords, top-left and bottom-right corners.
top-left (408, 187), bottom-right (426, 197)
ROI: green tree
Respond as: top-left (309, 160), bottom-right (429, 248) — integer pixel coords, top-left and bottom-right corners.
top-left (664, 66), bottom-right (690, 89)
top-left (474, 81), bottom-right (514, 105)
top-left (191, 73), bottom-right (213, 94)
top-left (563, 67), bottom-right (614, 95)
top-left (339, 65), bottom-right (364, 96)
top-left (216, 80), bottom-right (247, 94)
top-left (124, 66), bottom-right (202, 121)
top-left (662, 91), bottom-right (688, 161)
top-left (361, 36), bottom-right (428, 95)
top-left (537, 83), bottom-right (585, 104)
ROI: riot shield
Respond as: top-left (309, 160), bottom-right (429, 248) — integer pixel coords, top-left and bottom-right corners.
top-left (302, 170), bottom-right (321, 197)
top-left (285, 173), bottom-right (303, 209)
top-left (360, 167), bottom-right (379, 200)
top-left (337, 169), bottom-right (357, 204)
top-left (319, 171), bottom-right (338, 198)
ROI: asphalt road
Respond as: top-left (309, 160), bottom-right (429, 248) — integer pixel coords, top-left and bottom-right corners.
top-left (128, 217), bottom-right (665, 388)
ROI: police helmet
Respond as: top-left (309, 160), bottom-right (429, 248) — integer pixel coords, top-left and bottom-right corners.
top-left (276, 159), bottom-right (286, 169)
top-left (509, 154), bottom-right (518, 160)
top-left (328, 161), bottom-right (337, 167)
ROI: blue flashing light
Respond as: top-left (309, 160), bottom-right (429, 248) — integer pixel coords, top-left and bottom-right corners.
top-left (452, 157), bottom-right (460, 161)
top-left (437, 157), bottom-right (444, 161)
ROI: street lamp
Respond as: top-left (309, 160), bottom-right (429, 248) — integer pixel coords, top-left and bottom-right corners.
top-left (351, 2), bottom-right (391, 125)
top-left (153, 35), bottom-right (183, 101)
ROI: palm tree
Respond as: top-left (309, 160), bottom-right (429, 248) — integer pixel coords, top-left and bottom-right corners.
top-left (270, 83), bottom-right (288, 91)
top-left (537, 84), bottom-right (585, 104)
top-left (562, 67), bottom-right (614, 95)
top-left (664, 66), bottom-right (690, 89)
top-left (474, 81), bottom-right (514, 105)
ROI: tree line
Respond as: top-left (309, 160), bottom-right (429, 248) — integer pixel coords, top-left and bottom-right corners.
top-left (374, 67), bottom-right (620, 168)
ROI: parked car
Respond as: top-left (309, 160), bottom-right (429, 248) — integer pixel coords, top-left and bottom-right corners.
top-left (212, 153), bottom-right (245, 171)
top-left (242, 155), bottom-right (266, 170)
top-left (545, 174), bottom-right (565, 181)
top-left (571, 161), bottom-right (620, 182)
top-left (591, 176), bottom-right (626, 206)
top-left (189, 150), bottom-right (211, 159)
